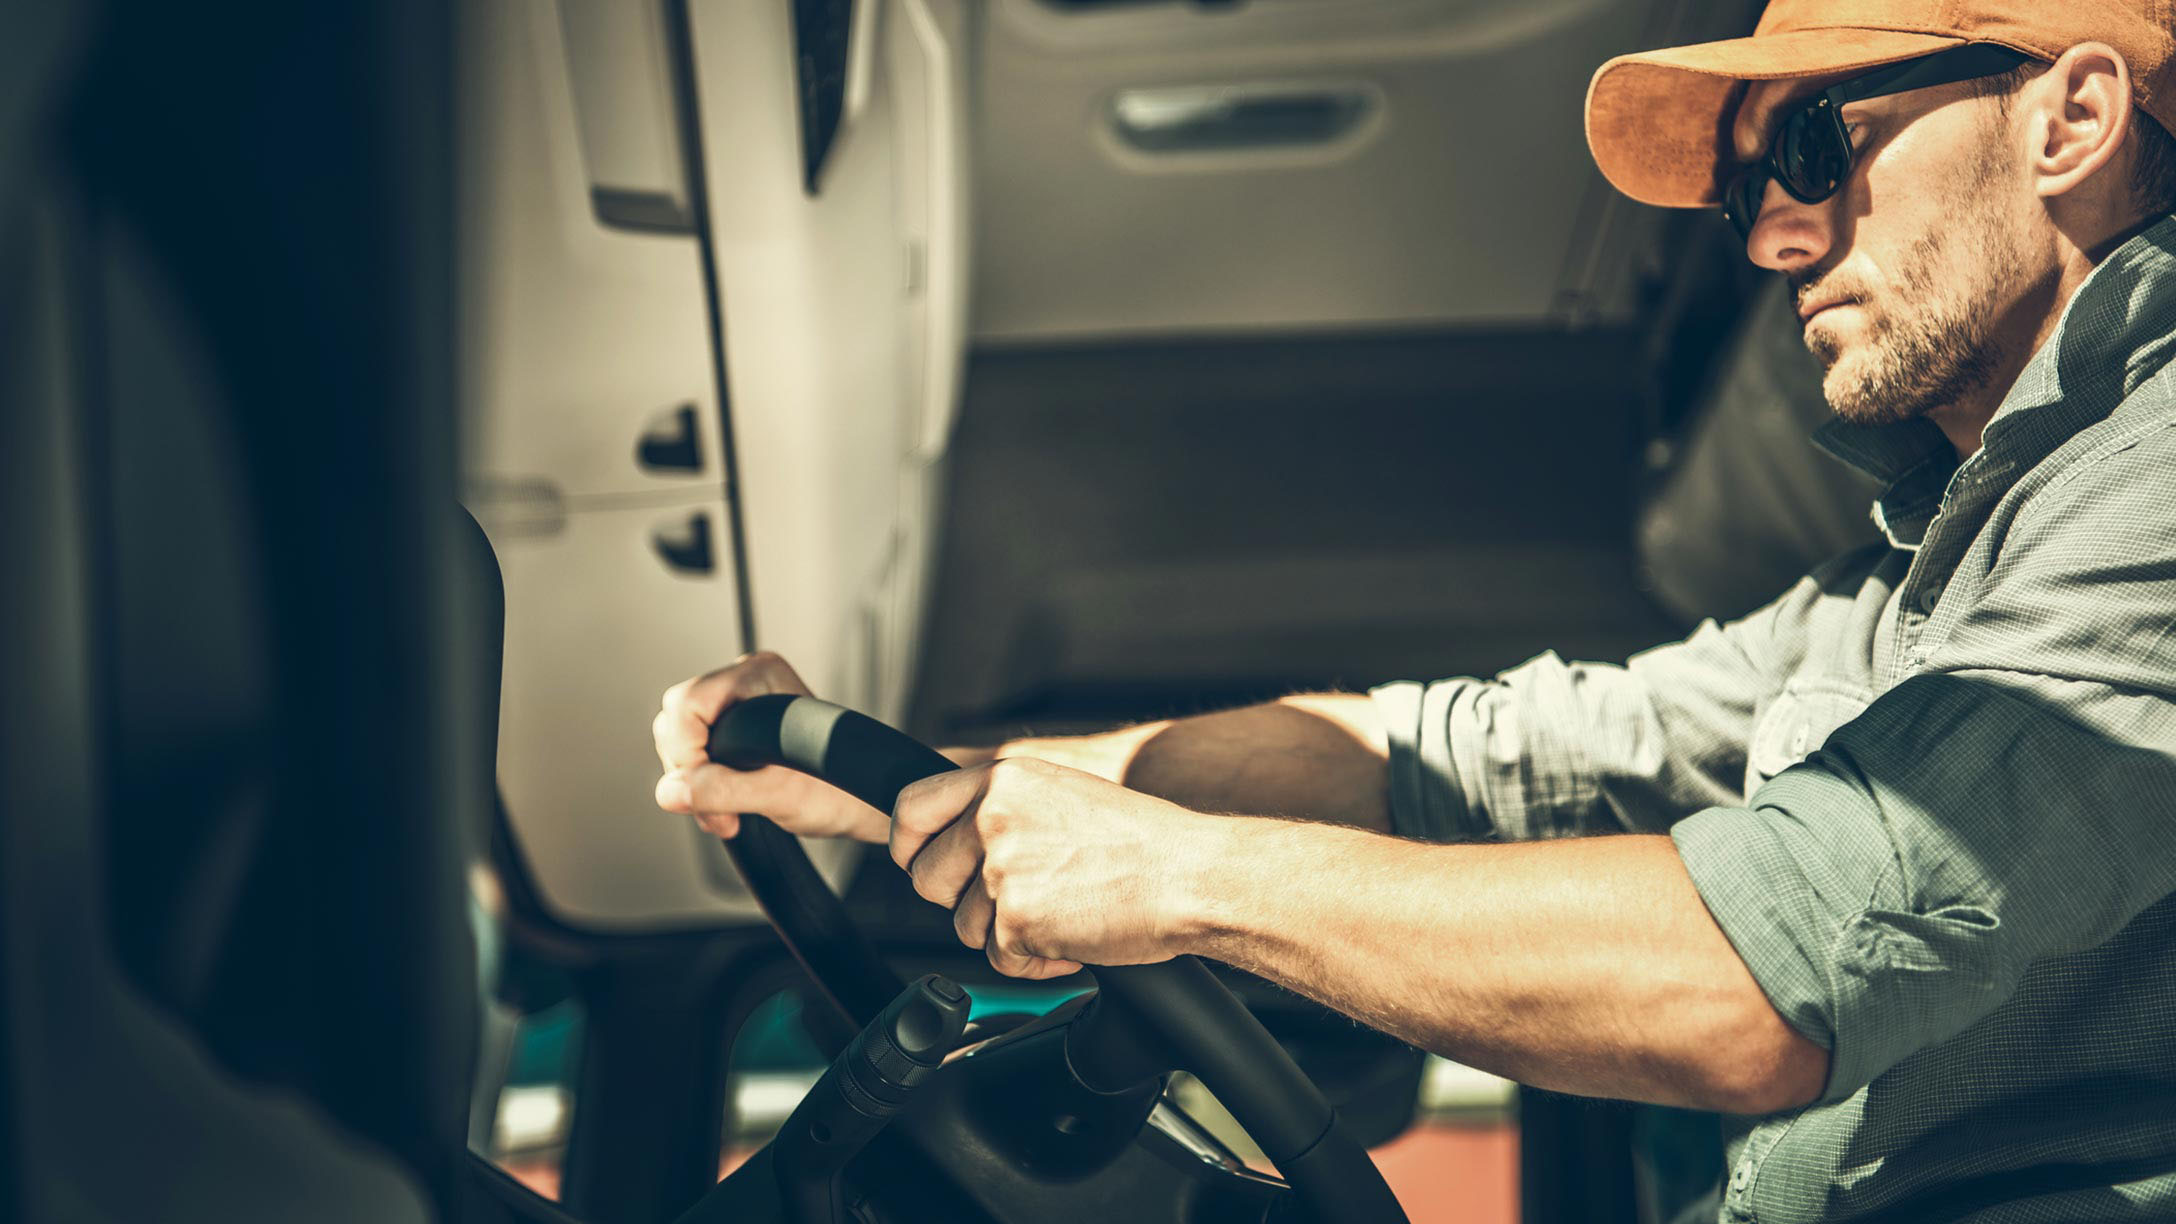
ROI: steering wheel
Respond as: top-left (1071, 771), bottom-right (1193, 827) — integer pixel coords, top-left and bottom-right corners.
top-left (707, 694), bottom-right (1408, 1224)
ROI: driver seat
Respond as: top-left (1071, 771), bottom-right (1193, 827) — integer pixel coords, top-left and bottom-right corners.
top-left (0, 5), bottom-right (583, 1222)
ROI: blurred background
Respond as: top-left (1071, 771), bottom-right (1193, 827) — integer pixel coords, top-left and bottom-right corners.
top-left (0, 1), bottom-right (1881, 1221)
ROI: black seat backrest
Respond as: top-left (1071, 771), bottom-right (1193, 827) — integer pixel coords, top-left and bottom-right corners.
top-left (0, 5), bottom-right (490, 1221)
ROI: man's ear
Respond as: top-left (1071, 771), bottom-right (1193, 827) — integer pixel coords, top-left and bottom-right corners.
top-left (2025, 42), bottom-right (2134, 203)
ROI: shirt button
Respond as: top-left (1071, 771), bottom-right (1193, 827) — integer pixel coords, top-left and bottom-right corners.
top-left (1918, 588), bottom-right (1940, 614)
top-left (1730, 1161), bottom-right (1752, 1192)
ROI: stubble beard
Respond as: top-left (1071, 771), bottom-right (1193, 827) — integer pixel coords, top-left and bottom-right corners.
top-left (1800, 180), bottom-right (2023, 428)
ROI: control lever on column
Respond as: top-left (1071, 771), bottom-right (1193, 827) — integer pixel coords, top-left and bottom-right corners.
top-left (773, 973), bottom-right (972, 1224)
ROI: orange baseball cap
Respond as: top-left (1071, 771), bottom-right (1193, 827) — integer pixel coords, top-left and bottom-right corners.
top-left (1585, 0), bottom-right (2176, 209)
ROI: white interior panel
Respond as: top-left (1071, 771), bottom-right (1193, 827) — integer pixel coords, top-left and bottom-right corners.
top-left (459, 0), bottom-right (721, 500)
top-left (459, 0), bottom-right (858, 928)
top-left (687, 0), bottom-right (970, 724)
top-left (971, 0), bottom-right (1685, 340)
top-left (557, 0), bottom-right (689, 211)
top-left (476, 497), bottom-right (859, 928)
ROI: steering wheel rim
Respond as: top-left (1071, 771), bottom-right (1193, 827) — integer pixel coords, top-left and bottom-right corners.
top-left (708, 694), bottom-right (1409, 1224)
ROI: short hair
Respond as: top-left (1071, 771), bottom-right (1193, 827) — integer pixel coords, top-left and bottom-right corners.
top-left (2133, 112), bottom-right (2176, 219)
top-left (1968, 60), bottom-right (2176, 222)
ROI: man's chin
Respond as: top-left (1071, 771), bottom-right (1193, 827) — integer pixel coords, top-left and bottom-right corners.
top-left (1820, 355), bottom-right (1905, 426)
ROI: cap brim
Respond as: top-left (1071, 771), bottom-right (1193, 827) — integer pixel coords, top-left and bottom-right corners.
top-left (1586, 27), bottom-right (1965, 209)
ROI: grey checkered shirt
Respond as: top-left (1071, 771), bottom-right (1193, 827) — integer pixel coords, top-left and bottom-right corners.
top-left (1373, 215), bottom-right (2176, 1223)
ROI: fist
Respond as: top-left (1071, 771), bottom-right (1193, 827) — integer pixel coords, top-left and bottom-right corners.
top-left (652, 652), bottom-right (889, 844)
top-left (889, 757), bottom-right (1216, 979)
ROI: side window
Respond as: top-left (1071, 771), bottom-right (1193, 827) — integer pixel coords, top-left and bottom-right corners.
top-left (478, 998), bottom-right (587, 1200)
top-left (721, 989), bottom-right (829, 1178)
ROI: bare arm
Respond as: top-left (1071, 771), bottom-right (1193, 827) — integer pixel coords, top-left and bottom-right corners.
top-left (891, 757), bottom-right (1830, 1115)
top-left (656, 652), bottom-right (1390, 842)
top-left (955, 693), bottom-right (1392, 833)
top-left (1180, 820), bottom-right (1827, 1113)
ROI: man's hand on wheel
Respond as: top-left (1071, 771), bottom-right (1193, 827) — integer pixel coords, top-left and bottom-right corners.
top-left (891, 757), bottom-right (1224, 979)
top-left (653, 654), bottom-right (1228, 977)
top-left (652, 652), bottom-right (893, 844)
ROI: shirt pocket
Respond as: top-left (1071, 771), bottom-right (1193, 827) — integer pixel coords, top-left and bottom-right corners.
top-left (1745, 678), bottom-right (1876, 794)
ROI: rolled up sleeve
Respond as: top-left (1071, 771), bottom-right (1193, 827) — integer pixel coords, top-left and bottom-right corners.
top-left (1675, 673), bottom-right (2176, 1103)
top-left (1370, 674), bottom-right (1485, 843)
top-left (1369, 552), bottom-right (1875, 844)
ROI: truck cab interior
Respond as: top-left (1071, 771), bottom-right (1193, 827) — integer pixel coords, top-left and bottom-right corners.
top-left (0, 2), bottom-right (1875, 1222)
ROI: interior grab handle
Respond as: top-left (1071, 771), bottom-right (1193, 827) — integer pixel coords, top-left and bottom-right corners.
top-left (1106, 81), bottom-right (1380, 157)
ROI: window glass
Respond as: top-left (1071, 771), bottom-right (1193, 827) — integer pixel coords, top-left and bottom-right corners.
top-left (483, 999), bottom-right (586, 1199)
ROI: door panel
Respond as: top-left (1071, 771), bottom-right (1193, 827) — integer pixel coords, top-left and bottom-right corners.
top-left (459, 0), bottom-right (723, 502)
top-left (459, 0), bottom-right (858, 928)
top-left (685, 0), bottom-right (970, 726)
top-left (477, 496), bottom-right (860, 927)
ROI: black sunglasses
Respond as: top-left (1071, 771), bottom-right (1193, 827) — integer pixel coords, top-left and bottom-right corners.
top-left (1722, 43), bottom-right (2036, 240)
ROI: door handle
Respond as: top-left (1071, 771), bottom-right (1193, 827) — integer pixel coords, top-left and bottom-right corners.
top-left (652, 510), bottom-right (714, 575)
top-left (636, 403), bottom-right (703, 473)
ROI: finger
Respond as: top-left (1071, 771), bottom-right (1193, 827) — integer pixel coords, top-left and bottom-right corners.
top-left (986, 922), bottom-right (1082, 980)
top-left (907, 816), bottom-right (985, 910)
top-left (659, 772), bottom-right (744, 836)
top-left (667, 651), bottom-right (807, 728)
top-left (690, 809), bottom-right (742, 839)
top-left (951, 876), bottom-right (995, 951)
top-left (681, 761), bottom-right (806, 821)
top-left (890, 767), bottom-right (991, 872)
top-left (655, 770), bottom-right (694, 813)
top-left (653, 705), bottom-right (713, 772)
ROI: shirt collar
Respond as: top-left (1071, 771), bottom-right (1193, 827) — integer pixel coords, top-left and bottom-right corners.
top-left (1809, 212), bottom-right (2176, 550)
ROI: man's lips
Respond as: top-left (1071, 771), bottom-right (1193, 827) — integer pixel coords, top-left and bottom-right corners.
top-left (1798, 297), bottom-right (1856, 324)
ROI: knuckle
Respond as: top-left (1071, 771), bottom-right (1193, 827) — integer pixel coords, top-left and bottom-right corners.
top-left (909, 863), bottom-right (943, 905)
top-left (894, 802), bottom-right (937, 839)
top-left (996, 914), bottom-right (1044, 962)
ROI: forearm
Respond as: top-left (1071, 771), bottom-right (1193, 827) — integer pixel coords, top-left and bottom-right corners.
top-left (1174, 819), bottom-right (1827, 1114)
top-left (947, 694), bottom-right (1392, 833)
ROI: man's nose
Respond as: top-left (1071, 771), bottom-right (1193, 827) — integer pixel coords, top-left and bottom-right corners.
top-left (1744, 177), bottom-right (1833, 273)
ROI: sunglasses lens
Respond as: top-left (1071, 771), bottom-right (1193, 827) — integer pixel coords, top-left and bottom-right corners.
top-left (1774, 101), bottom-right (1848, 200)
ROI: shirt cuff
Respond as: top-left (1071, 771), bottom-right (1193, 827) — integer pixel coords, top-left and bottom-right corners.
top-left (1369, 679), bottom-right (1488, 843)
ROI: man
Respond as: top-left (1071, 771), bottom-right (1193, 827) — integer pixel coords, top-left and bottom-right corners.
top-left (655, 2), bottom-right (2176, 1218)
